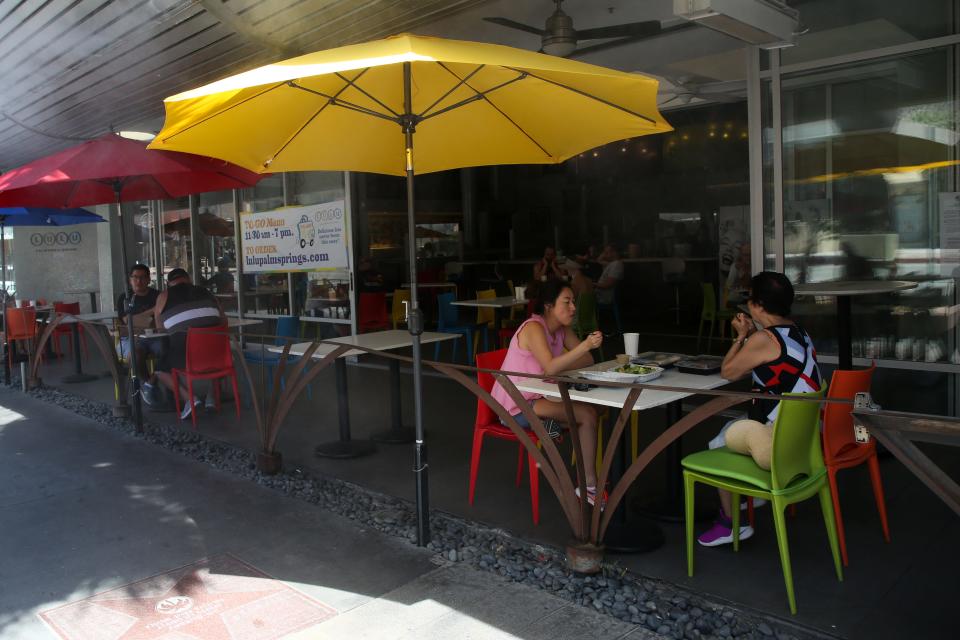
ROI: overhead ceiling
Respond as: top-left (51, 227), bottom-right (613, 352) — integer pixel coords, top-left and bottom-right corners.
top-left (0, 0), bottom-right (748, 172)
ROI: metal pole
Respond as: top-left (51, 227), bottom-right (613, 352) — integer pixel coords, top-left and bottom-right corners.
top-left (114, 185), bottom-right (142, 431)
top-left (2, 220), bottom-right (8, 386)
top-left (403, 61), bottom-right (430, 546)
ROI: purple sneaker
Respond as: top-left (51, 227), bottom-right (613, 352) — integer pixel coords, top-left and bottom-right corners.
top-left (697, 513), bottom-right (754, 547)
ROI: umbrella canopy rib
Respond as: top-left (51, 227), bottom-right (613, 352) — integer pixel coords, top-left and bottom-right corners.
top-left (288, 80), bottom-right (398, 123)
top-left (267, 76), bottom-right (373, 169)
top-left (334, 69), bottom-right (400, 118)
top-left (420, 64), bottom-right (527, 121)
top-left (434, 62), bottom-right (553, 159)
top-left (505, 66), bottom-right (656, 125)
top-left (417, 63), bottom-right (486, 118)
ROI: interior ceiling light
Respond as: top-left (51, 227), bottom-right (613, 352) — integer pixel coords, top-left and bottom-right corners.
top-left (118, 130), bottom-right (156, 141)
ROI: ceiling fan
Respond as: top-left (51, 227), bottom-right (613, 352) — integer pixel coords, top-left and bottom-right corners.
top-left (658, 76), bottom-right (744, 108)
top-left (483, 0), bottom-right (666, 58)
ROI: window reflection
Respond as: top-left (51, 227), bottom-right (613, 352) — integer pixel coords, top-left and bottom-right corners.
top-left (781, 48), bottom-right (958, 363)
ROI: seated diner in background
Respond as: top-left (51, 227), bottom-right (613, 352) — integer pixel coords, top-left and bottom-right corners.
top-left (116, 263), bottom-right (163, 382)
top-left (594, 244), bottom-right (624, 305)
top-left (697, 270), bottom-right (822, 547)
top-left (490, 278), bottom-right (606, 506)
top-left (563, 258), bottom-right (593, 298)
top-left (725, 241), bottom-right (752, 294)
top-left (151, 268), bottom-right (227, 419)
top-left (533, 246), bottom-right (565, 282)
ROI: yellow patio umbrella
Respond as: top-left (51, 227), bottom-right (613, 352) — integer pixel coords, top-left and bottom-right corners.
top-left (150, 33), bottom-right (671, 545)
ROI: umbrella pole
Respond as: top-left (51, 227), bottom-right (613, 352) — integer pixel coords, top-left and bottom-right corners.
top-left (115, 187), bottom-right (143, 432)
top-left (1, 220), bottom-right (8, 387)
top-left (403, 62), bottom-right (430, 546)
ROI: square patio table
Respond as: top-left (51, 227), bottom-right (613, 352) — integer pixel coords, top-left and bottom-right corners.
top-left (54, 311), bottom-right (119, 383)
top-left (269, 330), bottom-right (457, 458)
top-left (517, 362), bottom-right (729, 551)
top-left (452, 296), bottom-right (526, 340)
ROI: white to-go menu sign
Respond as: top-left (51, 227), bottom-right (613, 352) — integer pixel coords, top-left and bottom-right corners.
top-left (241, 201), bottom-right (348, 273)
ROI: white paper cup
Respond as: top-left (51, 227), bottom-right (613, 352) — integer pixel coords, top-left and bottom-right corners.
top-left (623, 332), bottom-right (639, 357)
top-left (15, 299), bottom-right (22, 308)
top-left (515, 286), bottom-right (525, 301)
top-left (144, 328), bottom-right (154, 336)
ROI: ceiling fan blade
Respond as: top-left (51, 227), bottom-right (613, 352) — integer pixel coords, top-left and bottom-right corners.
top-left (568, 22), bottom-right (695, 59)
top-left (483, 17), bottom-right (544, 36)
top-left (577, 20), bottom-right (661, 40)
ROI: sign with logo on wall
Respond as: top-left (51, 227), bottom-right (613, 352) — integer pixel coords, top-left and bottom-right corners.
top-left (240, 201), bottom-right (348, 273)
top-left (29, 230), bottom-right (84, 250)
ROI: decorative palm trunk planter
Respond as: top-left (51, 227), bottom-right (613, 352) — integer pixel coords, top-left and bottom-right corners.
top-left (565, 541), bottom-right (605, 574)
top-left (256, 450), bottom-right (283, 475)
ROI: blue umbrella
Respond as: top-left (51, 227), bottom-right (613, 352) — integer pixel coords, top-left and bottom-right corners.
top-left (0, 207), bottom-right (106, 293)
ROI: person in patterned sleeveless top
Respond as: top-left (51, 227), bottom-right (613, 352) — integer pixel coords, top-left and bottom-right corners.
top-left (698, 271), bottom-right (822, 547)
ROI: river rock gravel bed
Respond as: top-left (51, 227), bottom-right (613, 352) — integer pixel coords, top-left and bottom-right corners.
top-left (19, 382), bottom-right (829, 640)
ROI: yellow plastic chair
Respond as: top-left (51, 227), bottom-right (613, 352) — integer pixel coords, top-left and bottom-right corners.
top-left (473, 289), bottom-right (497, 355)
top-left (392, 289), bottom-right (410, 329)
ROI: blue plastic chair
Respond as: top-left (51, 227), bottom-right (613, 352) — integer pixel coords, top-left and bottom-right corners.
top-left (435, 292), bottom-right (485, 362)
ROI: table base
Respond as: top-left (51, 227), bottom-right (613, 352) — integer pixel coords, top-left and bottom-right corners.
top-left (602, 517), bottom-right (665, 553)
top-left (314, 440), bottom-right (377, 459)
top-left (372, 426), bottom-right (415, 444)
top-left (631, 495), bottom-right (714, 523)
top-left (62, 373), bottom-right (98, 384)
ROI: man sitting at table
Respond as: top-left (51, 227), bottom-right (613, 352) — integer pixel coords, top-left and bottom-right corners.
top-left (153, 268), bottom-right (227, 419)
top-left (533, 246), bottom-right (564, 281)
top-left (117, 263), bottom-right (163, 392)
top-left (697, 271), bottom-right (822, 547)
top-left (594, 244), bottom-right (624, 305)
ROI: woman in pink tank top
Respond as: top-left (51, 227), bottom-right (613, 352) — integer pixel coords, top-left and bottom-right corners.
top-left (491, 278), bottom-right (604, 497)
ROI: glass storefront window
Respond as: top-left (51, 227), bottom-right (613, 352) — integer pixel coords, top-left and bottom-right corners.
top-left (779, 47), bottom-right (958, 367)
top-left (288, 172), bottom-right (350, 329)
top-left (161, 196), bottom-right (191, 280)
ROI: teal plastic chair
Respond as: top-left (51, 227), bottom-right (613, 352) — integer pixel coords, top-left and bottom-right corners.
top-left (681, 387), bottom-right (841, 614)
top-left (435, 292), bottom-right (483, 362)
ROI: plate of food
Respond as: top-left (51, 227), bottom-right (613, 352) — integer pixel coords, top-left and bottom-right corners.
top-left (578, 363), bottom-right (664, 383)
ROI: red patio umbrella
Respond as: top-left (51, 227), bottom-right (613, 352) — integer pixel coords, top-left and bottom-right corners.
top-left (0, 133), bottom-right (263, 209)
top-left (0, 132), bottom-right (264, 427)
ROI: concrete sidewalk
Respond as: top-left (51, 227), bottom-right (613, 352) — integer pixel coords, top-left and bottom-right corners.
top-left (0, 387), bottom-right (653, 640)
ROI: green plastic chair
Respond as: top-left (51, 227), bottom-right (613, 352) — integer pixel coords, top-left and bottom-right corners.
top-left (681, 387), bottom-right (842, 614)
top-left (697, 283), bottom-right (736, 351)
top-left (574, 292), bottom-right (602, 359)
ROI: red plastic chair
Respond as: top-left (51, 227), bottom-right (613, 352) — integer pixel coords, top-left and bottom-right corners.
top-left (172, 325), bottom-right (240, 429)
top-left (4, 307), bottom-right (40, 367)
top-left (822, 364), bottom-right (888, 566)
top-left (52, 302), bottom-right (88, 358)
top-left (469, 349), bottom-right (542, 525)
top-left (357, 292), bottom-right (390, 333)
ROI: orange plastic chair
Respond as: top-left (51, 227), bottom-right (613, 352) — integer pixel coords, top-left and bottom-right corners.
top-left (52, 302), bottom-right (88, 358)
top-left (822, 364), bottom-right (888, 566)
top-left (172, 325), bottom-right (240, 429)
top-left (4, 307), bottom-right (40, 367)
top-left (469, 349), bottom-right (542, 524)
top-left (357, 292), bottom-right (390, 333)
